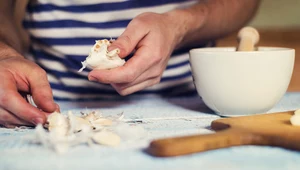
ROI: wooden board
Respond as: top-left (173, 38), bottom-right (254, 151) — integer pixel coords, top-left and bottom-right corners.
top-left (146, 111), bottom-right (300, 157)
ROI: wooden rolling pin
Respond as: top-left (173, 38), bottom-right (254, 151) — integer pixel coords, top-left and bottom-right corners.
top-left (237, 26), bottom-right (260, 51)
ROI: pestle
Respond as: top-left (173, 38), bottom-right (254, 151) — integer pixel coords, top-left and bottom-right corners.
top-left (236, 26), bottom-right (260, 51)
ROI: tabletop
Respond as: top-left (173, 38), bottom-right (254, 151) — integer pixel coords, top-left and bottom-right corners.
top-left (1, 92), bottom-right (300, 170)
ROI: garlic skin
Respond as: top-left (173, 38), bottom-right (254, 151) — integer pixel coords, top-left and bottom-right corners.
top-left (78, 39), bottom-right (125, 72)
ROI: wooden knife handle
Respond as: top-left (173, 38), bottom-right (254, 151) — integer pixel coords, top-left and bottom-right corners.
top-left (147, 129), bottom-right (255, 157)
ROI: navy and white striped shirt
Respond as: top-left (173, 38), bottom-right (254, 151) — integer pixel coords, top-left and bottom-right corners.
top-left (23, 0), bottom-right (209, 101)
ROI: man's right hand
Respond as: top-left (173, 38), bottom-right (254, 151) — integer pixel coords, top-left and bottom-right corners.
top-left (0, 46), bottom-right (58, 128)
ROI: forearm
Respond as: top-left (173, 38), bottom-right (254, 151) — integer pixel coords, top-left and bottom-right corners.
top-left (168, 0), bottom-right (261, 49)
top-left (0, 0), bottom-right (24, 58)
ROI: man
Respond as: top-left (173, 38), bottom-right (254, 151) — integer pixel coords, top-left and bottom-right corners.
top-left (0, 0), bottom-right (260, 127)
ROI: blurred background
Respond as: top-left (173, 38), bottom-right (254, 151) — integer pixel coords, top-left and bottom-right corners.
top-left (217, 0), bottom-right (300, 91)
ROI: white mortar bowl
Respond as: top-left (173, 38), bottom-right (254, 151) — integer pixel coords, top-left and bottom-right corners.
top-left (189, 47), bottom-right (295, 116)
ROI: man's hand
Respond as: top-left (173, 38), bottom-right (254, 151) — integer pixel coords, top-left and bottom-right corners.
top-left (88, 12), bottom-right (189, 95)
top-left (0, 50), bottom-right (58, 127)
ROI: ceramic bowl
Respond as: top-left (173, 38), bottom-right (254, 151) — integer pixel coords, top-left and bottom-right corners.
top-left (189, 47), bottom-right (295, 116)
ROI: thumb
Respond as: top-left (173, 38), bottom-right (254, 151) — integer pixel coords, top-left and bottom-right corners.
top-left (108, 21), bottom-right (149, 58)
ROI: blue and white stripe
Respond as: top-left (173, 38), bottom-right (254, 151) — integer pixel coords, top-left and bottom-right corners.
top-left (23, 0), bottom-right (207, 101)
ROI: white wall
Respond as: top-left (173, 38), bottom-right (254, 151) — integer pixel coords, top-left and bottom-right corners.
top-left (249, 0), bottom-right (300, 29)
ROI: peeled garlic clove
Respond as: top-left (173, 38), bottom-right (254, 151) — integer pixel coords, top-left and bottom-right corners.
top-left (290, 114), bottom-right (300, 126)
top-left (92, 130), bottom-right (120, 146)
top-left (47, 112), bottom-right (69, 136)
top-left (47, 112), bottom-right (68, 127)
top-left (294, 109), bottom-right (300, 115)
top-left (49, 126), bottom-right (69, 137)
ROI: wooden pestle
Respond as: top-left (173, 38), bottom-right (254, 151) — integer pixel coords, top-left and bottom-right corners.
top-left (236, 26), bottom-right (260, 51)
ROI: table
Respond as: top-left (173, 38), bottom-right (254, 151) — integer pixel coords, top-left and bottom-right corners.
top-left (1, 92), bottom-right (300, 170)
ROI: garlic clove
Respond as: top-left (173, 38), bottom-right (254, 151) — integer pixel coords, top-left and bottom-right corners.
top-left (92, 130), bottom-right (121, 146)
top-left (92, 118), bottom-right (113, 126)
top-left (294, 109), bottom-right (300, 115)
top-left (290, 114), bottom-right (300, 126)
top-left (47, 112), bottom-right (68, 127)
top-left (47, 112), bottom-right (69, 136)
top-left (68, 111), bottom-right (92, 133)
top-left (49, 125), bottom-right (69, 137)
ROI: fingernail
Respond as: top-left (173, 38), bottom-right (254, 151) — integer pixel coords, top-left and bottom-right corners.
top-left (32, 118), bottom-right (44, 125)
top-left (55, 103), bottom-right (61, 112)
top-left (88, 76), bottom-right (97, 82)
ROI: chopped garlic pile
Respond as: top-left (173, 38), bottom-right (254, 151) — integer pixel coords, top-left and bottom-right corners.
top-left (32, 111), bottom-right (145, 154)
top-left (290, 109), bottom-right (300, 126)
top-left (78, 39), bottom-right (125, 72)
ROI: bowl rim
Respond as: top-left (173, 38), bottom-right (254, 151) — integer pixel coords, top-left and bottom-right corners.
top-left (189, 46), bottom-right (295, 53)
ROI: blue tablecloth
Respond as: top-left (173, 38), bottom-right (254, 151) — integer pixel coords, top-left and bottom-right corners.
top-left (1, 92), bottom-right (300, 170)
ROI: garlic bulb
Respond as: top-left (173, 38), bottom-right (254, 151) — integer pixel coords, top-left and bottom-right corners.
top-left (78, 39), bottom-right (125, 72)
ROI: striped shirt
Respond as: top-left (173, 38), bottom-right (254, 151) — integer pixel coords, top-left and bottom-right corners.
top-left (23, 0), bottom-right (209, 101)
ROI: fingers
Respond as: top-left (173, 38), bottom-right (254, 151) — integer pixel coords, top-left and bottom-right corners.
top-left (112, 77), bottom-right (160, 96)
top-left (89, 13), bottom-right (174, 95)
top-left (108, 19), bottom-right (150, 58)
top-left (27, 67), bottom-right (57, 113)
top-left (0, 75), bottom-right (47, 125)
top-left (89, 45), bottom-right (159, 84)
top-left (0, 107), bottom-right (33, 128)
top-left (0, 90), bottom-right (47, 125)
